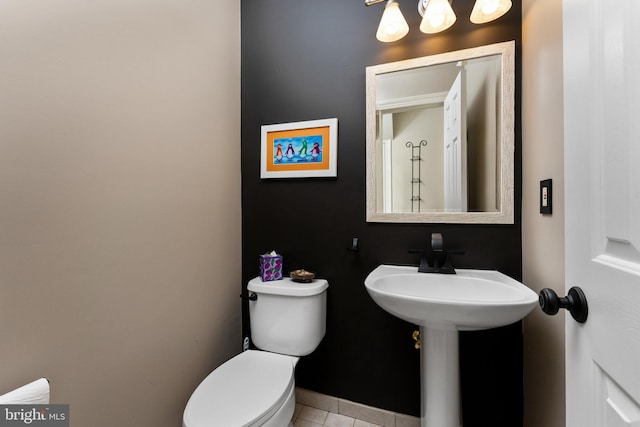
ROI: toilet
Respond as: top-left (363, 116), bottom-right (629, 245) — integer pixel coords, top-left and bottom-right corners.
top-left (183, 276), bottom-right (328, 427)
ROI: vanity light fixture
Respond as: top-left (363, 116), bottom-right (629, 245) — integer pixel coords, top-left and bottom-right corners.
top-left (365, 0), bottom-right (512, 42)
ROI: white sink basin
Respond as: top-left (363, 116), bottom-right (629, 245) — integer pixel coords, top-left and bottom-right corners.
top-left (365, 264), bottom-right (538, 427)
top-left (365, 264), bottom-right (538, 331)
top-left (365, 264), bottom-right (539, 426)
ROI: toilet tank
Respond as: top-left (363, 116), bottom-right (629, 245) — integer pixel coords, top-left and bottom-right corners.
top-left (247, 277), bottom-right (328, 356)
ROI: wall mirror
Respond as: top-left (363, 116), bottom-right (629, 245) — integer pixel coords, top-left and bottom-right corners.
top-left (366, 41), bottom-right (515, 224)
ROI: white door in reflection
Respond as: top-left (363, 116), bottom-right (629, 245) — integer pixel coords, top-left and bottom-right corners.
top-left (444, 68), bottom-right (467, 212)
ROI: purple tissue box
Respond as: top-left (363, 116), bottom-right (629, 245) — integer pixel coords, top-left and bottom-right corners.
top-left (259, 254), bottom-right (283, 281)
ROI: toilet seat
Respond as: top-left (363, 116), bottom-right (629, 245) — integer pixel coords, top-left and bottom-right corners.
top-left (183, 350), bottom-right (296, 427)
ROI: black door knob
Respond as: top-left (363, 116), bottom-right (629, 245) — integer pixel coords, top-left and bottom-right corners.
top-left (539, 287), bottom-right (588, 323)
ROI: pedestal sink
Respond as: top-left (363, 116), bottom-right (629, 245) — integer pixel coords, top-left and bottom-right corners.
top-left (364, 264), bottom-right (538, 427)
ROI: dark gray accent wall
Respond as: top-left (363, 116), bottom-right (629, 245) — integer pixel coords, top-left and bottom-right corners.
top-left (241, 0), bottom-right (522, 425)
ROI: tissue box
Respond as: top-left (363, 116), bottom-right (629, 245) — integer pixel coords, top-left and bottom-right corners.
top-left (259, 254), bottom-right (283, 281)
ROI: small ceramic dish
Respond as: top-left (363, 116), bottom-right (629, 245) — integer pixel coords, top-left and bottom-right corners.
top-left (289, 269), bottom-right (315, 283)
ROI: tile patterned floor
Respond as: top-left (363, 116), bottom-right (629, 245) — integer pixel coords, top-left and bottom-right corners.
top-left (293, 388), bottom-right (420, 427)
top-left (292, 404), bottom-right (383, 427)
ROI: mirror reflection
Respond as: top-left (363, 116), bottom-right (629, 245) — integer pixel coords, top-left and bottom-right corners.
top-left (366, 41), bottom-right (514, 224)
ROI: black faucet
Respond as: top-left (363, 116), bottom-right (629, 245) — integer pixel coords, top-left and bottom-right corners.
top-left (415, 233), bottom-right (461, 274)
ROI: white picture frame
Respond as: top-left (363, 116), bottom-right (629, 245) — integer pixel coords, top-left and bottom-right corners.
top-left (260, 118), bottom-right (338, 179)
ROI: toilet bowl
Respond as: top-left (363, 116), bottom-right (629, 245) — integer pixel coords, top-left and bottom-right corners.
top-left (183, 351), bottom-right (298, 427)
top-left (183, 277), bottom-right (328, 427)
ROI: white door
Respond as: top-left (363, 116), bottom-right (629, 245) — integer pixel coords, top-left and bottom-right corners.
top-left (443, 68), bottom-right (467, 212)
top-left (381, 112), bottom-right (394, 213)
top-left (564, 0), bottom-right (640, 425)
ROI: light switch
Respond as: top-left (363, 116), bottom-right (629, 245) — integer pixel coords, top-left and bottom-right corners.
top-left (540, 179), bottom-right (552, 214)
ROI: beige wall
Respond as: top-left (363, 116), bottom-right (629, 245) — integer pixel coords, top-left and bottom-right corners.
top-left (0, 1), bottom-right (241, 426)
top-left (392, 107), bottom-right (444, 211)
top-left (466, 59), bottom-right (501, 212)
top-left (522, 0), bottom-right (566, 426)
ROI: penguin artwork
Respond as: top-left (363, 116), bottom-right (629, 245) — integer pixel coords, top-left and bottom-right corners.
top-left (285, 143), bottom-right (295, 159)
top-left (299, 138), bottom-right (308, 158)
top-left (275, 143), bottom-right (283, 162)
top-left (311, 142), bottom-right (321, 160)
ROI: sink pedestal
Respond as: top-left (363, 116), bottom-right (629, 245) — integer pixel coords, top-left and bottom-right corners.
top-left (420, 326), bottom-right (461, 427)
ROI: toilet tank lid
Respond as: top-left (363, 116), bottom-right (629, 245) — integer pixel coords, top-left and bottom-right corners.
top-left (248, 277), bottom-right (328, 296)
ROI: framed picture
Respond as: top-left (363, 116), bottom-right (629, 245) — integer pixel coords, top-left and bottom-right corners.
top-left (261, 118), bottom-right (338, 179)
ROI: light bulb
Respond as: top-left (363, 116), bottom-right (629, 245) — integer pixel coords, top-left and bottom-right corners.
top-left (419, 0), bottom-right (456, 34)
top-left (376, 0), bottom-right (409, 42)
top-left (482, 0), bottom-right (499, 15)
top-left (429, 13), bottom-right (446, 29)
top-left (470, 0), bottom-right (512, 24)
